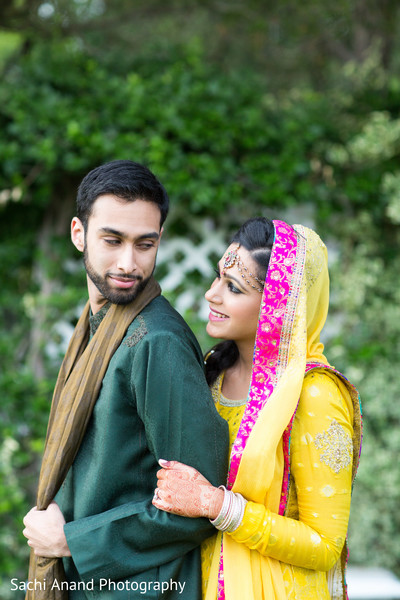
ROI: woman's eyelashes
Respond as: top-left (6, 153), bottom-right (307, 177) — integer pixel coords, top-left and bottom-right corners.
top-left (213, 267), bottom-right (242, 295)
top-left (227, 282), bottom-right (242, 294)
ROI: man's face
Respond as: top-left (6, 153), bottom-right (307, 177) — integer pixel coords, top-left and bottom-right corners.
top-left (71, 194), bottom-right (162, 312)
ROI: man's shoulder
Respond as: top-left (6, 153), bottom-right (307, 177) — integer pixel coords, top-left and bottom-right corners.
top-left (124, 295), bottom-right (200, 350)
top-left (142, 295), bottom-right (190, 330)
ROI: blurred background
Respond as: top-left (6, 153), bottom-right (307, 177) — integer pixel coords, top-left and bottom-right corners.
top-left (1, 1), bottom-right (400, 598)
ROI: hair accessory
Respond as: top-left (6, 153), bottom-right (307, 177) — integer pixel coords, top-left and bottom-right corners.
top-left (222, 244), bottom-right (264, 293)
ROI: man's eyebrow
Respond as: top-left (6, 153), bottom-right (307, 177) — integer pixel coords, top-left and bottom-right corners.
top-left (99, 227), bottom-right (160, 241)
top-left (99, 227), bottom-right (124, 237)
top-left (136, 232), bottom-right (160, 241)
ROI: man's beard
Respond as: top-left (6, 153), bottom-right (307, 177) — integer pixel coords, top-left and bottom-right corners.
top-left (83, 246), bottom-right (152, 305)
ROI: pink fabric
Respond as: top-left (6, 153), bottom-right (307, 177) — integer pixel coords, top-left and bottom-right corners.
top-left (218, 221), bottom-right (300, 598)
top-left (227, 221), bottom-right (298, 491)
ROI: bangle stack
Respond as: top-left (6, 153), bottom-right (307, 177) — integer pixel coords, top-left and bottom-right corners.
top-left (210, 486), bottom-right (247, 533)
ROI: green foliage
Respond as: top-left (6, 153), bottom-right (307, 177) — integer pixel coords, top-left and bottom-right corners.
top-left (0, 371), bottom-right (52, 598)
top-left (0, 31), bottom-right (21, 68)
top-left (317, 73), bottom-right (400, 572)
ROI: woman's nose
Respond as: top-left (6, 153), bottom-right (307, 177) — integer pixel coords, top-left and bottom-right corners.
top-left (205, 278), bottom-right (220, 302)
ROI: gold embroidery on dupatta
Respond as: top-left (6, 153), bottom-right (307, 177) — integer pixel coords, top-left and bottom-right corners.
top-left (314, 419), bottom-right (353, 474)
top-left (275, 228), bottom-right (307, 384)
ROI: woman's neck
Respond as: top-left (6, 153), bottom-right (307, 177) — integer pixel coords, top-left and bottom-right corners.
top-left (221, 342), bottom-right (254, 401)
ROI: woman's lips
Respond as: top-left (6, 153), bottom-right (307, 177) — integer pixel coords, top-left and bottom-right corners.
top-left (208, 307), bottom-right (229, 321)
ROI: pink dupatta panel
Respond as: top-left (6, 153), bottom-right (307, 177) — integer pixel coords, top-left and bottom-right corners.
top-left (218, 220), bottom-right (306, 598)
top-left (227, 220), bottom-right (305, 497)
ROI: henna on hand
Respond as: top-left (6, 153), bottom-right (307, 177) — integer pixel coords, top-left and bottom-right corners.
top-left (152, 460), bottom-right (224, 519)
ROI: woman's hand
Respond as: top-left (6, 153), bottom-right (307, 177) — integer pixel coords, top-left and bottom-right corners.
top-left (152, 459), bottom-right (224, 519)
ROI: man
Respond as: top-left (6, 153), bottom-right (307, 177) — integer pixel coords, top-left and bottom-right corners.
top-left (22, 160), bottom-right (229, 599)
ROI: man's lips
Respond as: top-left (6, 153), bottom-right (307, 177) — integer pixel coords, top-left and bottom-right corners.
top-left (108, 276), bottom-right (140, 289)
top-left (209, 307), bottom-right (229, 321)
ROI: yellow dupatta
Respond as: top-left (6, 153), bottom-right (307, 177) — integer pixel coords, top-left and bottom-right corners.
top-left (206, 222), bottom-right (361, 600)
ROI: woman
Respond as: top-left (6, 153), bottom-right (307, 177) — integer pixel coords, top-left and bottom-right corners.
top-left (152, 218), bottom-right (362, 600)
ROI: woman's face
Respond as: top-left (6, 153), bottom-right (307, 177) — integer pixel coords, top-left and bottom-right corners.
top-left (205, 244), bottom-right (263, 346)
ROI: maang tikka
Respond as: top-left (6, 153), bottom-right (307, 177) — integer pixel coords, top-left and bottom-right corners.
top-left (222, 244), bottom-right (264, 293)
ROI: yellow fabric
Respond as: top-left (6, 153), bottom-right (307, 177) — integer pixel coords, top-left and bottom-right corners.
top-left (202, 371), bottom-right (353, 600)
top-left (201, 389), bottom-right (246, 596)
top-left (218, 402), bottom-right (247, 451)
top-left (231, 371), bottom-right (353, 599)
top-left (204, 226), bottom-right (361, 600)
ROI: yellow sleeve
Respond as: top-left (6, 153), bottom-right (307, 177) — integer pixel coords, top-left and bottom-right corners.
top-left (229, 371), bottom-right (354, 571)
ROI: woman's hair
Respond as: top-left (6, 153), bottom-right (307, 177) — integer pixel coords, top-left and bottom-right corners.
top-left (205, 217), bottom-right (274, 386)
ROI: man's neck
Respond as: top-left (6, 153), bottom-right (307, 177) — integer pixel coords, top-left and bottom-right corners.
top-left (87, 277), bottom-right (108, 314)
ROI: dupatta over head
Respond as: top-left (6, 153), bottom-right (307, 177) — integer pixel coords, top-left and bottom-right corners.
top-left (206, 220), bottom-right (362, 600)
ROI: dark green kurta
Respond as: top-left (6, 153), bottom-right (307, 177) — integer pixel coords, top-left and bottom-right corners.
top-left (55, 295), bottom-right (229, 599)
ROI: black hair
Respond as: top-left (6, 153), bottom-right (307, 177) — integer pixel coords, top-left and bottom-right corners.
top-left (76, 160), bottom-right (169, 229)
top-left (205, 217), bottom-right (274, 386)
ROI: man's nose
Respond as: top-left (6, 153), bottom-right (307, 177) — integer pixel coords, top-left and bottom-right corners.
top-left (116, 246), bottom-right (137, 273)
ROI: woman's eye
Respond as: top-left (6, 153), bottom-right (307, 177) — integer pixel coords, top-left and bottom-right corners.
top-left (213, 267), bottom-right (221, 279)
top-left (228, 282), bottom-right (242, 294)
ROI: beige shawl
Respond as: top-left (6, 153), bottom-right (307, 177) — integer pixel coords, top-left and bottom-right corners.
top-left (26, 278), bottom-right (161, 599)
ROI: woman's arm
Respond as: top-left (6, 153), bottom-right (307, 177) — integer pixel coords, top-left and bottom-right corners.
top-left (228, 371), bottom-right (354, 571)
top-left (154, 371), bottom-right (354, 572)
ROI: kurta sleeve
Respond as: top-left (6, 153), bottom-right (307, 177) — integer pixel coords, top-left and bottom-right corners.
top-left (229, 371), bottom-right (354, 571)
top-left (64, 329), bottom-right (229, 583)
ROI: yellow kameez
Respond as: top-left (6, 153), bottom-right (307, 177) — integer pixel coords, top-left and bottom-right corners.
top-left (202, 369), bottom-right (354, 599)
top-left (201, 385), bottom-right (246, 597)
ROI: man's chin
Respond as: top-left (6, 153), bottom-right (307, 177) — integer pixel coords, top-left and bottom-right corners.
top-left (103, 278), bottom-right (149, 305)
top-left (104, 289), bottom-right (140, 305)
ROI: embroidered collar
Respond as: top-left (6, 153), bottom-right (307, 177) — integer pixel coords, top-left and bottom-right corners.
top-left (89, 303), bottom-right (111, 338)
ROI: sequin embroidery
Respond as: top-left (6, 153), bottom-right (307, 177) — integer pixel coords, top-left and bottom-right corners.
top-left (123, 315), bottom-right (148, 347)
top-left (314, 419), bottom-right (352, 474)
top-left (89, 303), bottom-right (111, 338)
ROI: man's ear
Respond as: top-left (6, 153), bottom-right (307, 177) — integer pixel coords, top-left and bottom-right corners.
top-left (71, 217), bottom-right (85, 252)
